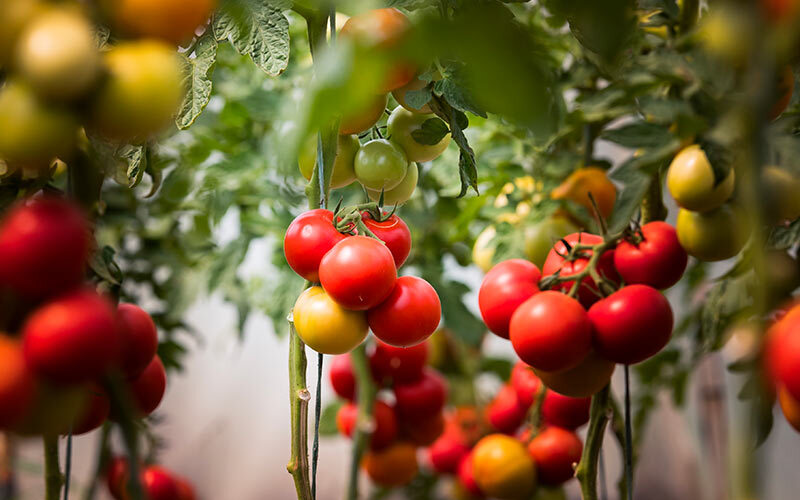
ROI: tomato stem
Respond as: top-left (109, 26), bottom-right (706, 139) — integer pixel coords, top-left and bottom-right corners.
top-left (623, 365), bottom-right (633, 500)
top-left (43, 434), bottom-right (62, 500)
top-left (575, 385), bottom-right (611, 500)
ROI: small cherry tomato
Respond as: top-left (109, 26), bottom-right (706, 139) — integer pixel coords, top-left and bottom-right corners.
top-left (284, 209), bottom-right (346, 282)
top-left (129, 355), bottom-right (167, 417)
top-left (471, 434), bottom-right (536, 499)
top-left (116, 303), bottom-right (159, 379)
top-left (292, 286), bottom-right (369, 355)
top-left (320, 236), bottom-right (397, 310)
top-left (394, 368), bottom-right (447, 423)
top-left (533, 350), bottom-right (615, 398)
top-left (487, 384), bottom-right (529, 435)
top-left (510, 361), bottom-right (542, 408)
top-left (429, 433), bottom-right (471, 475)
top-left (362, 441), bottom-right (419, 487)
top-left (479, 259), bottom-right (541, 339)
top-left (509, 291), bottom-right (592, 373)
top-left (369, 338), bottom-right (428, 385)
top-left (362, 211), bottom-right (412, 267)
top-left (542, 392), bottom-right (590, 430)
top-left (0, 336), bottom-right (35, 428)
top-left (666, 145), bottom-right (735, 212)
top-left (329, 353), bottom-right (356, 400)
top-left (614, 221), bottom-right (688, 290)
top-left (542, 232), bottom-right (619, 308)
top-left (368, 276), bottom-right (440, 347)
top-left (337, 400), bottom-right (398, 450)
top-left (527, 427), bottom-right (583, 485)
top-left (589, 285), bottom-right (673, 365)
top-left (387, 107), bottom-right (451, 162)
top-left (354, 139), bottom-right (409, 191)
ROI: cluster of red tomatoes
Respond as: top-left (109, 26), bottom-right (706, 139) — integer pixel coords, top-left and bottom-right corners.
top-left (106, 456), bottom-right (195, 500)
top-left (329, 338), bottom-right (448, 487)
top-left (285, 208), bottom-right (441, 353)
top-left (0, 197), bottom-right (166, 436)
top-left (479, 222), bottom-right (688, 398)
top-left (765, 302), bottom-right (800, 433)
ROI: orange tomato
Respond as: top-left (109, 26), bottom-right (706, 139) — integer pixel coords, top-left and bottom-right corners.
top-left (551, 167), bottom-right (616, 219)
top-left (778, 386), bottom-right (800, 432)
top-left (106, 0), bottom-right (217, 45)
top-left (363, 441), bottom-right (419, 487)
top-left (471, 434), bottom-right (536, 499)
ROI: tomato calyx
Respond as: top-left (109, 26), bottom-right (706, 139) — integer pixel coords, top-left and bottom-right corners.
top-left (540, 230), bottom-right (624, 299)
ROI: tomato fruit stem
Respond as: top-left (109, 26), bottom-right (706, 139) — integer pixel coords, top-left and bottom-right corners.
top-left (43, 433), bottom-right (62, 500)
top-left (575, 384), bottom-right (610, 500)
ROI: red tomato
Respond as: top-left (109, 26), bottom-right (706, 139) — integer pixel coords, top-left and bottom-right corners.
top-left (457, 453), bottom-right (484, 498)
top-left (142, 466), bottom-right (181, 500)
top-left (367, 276), bottom-right (441, 347)
top-left (106, 456), bottom-right (130, 499)
top-left (509, 291), bottom-right (592, 372)
top-left (542, 232), bottom-right (619, 308)
top-left (487, 384), bottom-right (529, 435)
top-left (363, 212), bottom-right (412, 267)
top-left (510, 361), bottom-right (542, 408)
top-left (284, 209), bottom-right (346, 282)
top-left (71, 383), bottom-right (110, 435)
top-left (22, 289), bottom-right (120, 384)
top-left (764, 306), bottom-right (800, 401)
top-left (369, 338), bottom-right (428, 385)
top-left (589, 285), bottom-right (673, 364)
top-left (117, 303), bottom-right (159, 379)
top-left (319, 236), bottom-right (397, 310)
top-left (402, 410), bottom-right (445, 446)
top-left (527, 427), bottom-right (583, 485)
top-left (429, 433), bottom-right (471, 474)
top-left (0, 336), bottom-right (35, 428)
top-left (0, 197), bottom-right (90, 299)
top-left (329, 353), bottom-right (356, 400)
top-left (394, 368), bottom-right (447, 422)
top-left (613, 222), bottom-right (687, 290)
top-left (542, 392), bottom-right (590, 430)
top-left (337, 400), bottom-right (398, 450)
top-left (478, 259), bottom-right (541, 339)
top-left (533, 350), bottom-right (615, 398)
top-left (175, 478), bottom-right (196, 500)
top-left (129, 355), bottom-right (167, 416)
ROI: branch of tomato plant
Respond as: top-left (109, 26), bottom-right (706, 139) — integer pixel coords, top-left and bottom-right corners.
top-left (575, 385), bottom-right (611, 500)
top-left (43, 434), bottom-right (62, 500)
top-left (347, 345), bottom-right (377, 500)
top-left (105, 376), bottom-right (144, 500)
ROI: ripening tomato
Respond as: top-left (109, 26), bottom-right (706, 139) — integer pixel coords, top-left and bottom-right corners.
top-left (523, 215), bottom-right (579, 268)
top-left (666, 145), bottom-right (735, 212)
top-left (510, 362), bottom-right (542, 408)
top-left (369, 338), bottom-right (428, 385)
top-left (363, 441), bottom-right (419, 487)
top-left (509, 291), bottom-right (592, 373)
top-left (362, 212), bottom-right (412, 267)
top-left (527, 427), bottom-right (583, 485)
top-left (106, 0), bottom-right (216, 45)
top-left (284, 209), bottom-right (346, 282)
top-left (23, 289), bottom-right (120, 384)
top-left (589, 285), bottom-right (673, 365)
top-left (542, 232), bottom-right (619, 308)
top-left (457, 453), bottom-right (484, 498)
top-left (542, 393), bottom-right (590, 430)
top-left (142, 466), bottom-right (181, 500)
top-left (298, 134), bottom-right (359, 189)
top-left (778, 386), bottom-right (800, 432)
top-left (676, 204), bottom-right (749, 262)
top-left (533, 350), bottom-right (615, 398)
top-left (429, 433), bottom-right (471, 474)
top-left (354, 139), bottom-right (409, 192)
top-left (329, 353), bottom-right (356, 400)
top-left (320, 236), bottom-right (397, 310)
top-left (0, 197), bottom-right (90, 299)
top-left (479, 259), bottom-right (541, 339)
top-left (337, 400), bottom-right (398, 450)
top-left (128, 355), bottom-right (167, 417)
top-left (471, 434), bottom-right (536, 499)
top-left (117, 303), bottom-right (159, 379)
top-left (387, 107), bottom-right (451, 162)
top-left (392, 75), bottom-right (433, 114)
top-left (340, 94), bottom-right (388, 135)
top-left (71, 383), bottom-right (110, 435)
top-left (614, 221), bottom-right (688, 290)
top-left (366, 162), bottom-right (419, 205)
top-left (394, 368), bottom-right (447, 422)
top-left (292, 287), bottom-right (369, 355)
top-left (368, 276), bottom-right (440, 347)
top-left (764, 308), bottom-right (800, 401)
top-left (0, 336), bottom-right (35, 428)
top-left (402, 411), bottom-right (445, 446)
top-left (487, 384), bottom-right (529, 435)
top-left (551, 167), bottom-right (616, 219)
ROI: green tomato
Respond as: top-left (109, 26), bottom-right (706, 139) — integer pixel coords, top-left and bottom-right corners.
top-left (523, 215), bottom-right (578, 268)
top-left (666, 145), bottom-right (735, 212)
top-left (298, 134), bottom-right (359, 189)
top-left (367, 162), bottom-right (418, 206)
top-left (387, 107), bottom-right (451, 163)
top-left (355, 139), bottom-right (408, 191)
top-left (676, 204), bottom-right (749, 261)
top-left (0, 81), bottom-right (77, 168)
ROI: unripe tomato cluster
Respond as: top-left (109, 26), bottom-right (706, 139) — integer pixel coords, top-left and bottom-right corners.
top-left (765, 302), bottom-right (800, 433)
top-left (106, 456), bottom-right (196, 500)
top-left (0, 0), bottom-right (211, 176)
top-left (0, 197), bottom-right (166, 436)
top-left (329, 339), bottom-right (449, 487)
top-left (286, 208), bottom-right (441, 354)
top-left (480, 225), bottom-right (687, 397)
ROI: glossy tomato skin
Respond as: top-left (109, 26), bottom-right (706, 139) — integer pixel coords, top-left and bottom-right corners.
top-left (0, 197), bottom-right (89, 299)
top-left (527, 427), bottom-right (583, 485)
top-left (764, 307), bottom-right (800, 401)
top-left (457, 453), bottom-right (484, 498)
top-left (487, 384), bottom-right (529, 435)
top-left (23, 289), bottom-right (119, 384)
top-left (319, 236), bottom-right (397, 310)
top-left (363, 441), bottom-right (419, 487)
top-left (533, 350), bottom-right (615, 398)
top-left (0, 336), bottom-right (35, 428)
top-left (284, 209), bottom-right (346, 282)
top-left (509, 291), bottom-right (592, 373)
top-left (362, 212), bottom-right (411, 267)
top-left (394, 368), bottom-right (447, 422)
top-left (293, 287), bottom-right (369, 355)
top-left (510, 362), bottom-right (542, 408)
top-left (369, 338), bottom-right (428, 385)
top-left (589, 285), bottom-right (673, 365)
top-left (141, 466), bottom-right (181, 500)
top-left (117, 303), bottom-right (159, 379)
top-left (542, 233), bottom-right (619, 308)
top-left (337, 400), bottom-right (398, 450)
top-left (329, 353), bottom-right (356, 400)
top-left (542, 392), bottom-right (590, 430)
top-left (71, 383), bottom-right (110, 435)
top-left (614, 222), bottom-right (688, 290)
top-left (129, 355), bottom-right (167, 416)
top-left (479, 259), bottom-right (541, 339)
top-left (471, 434), bottom-right (536, 499)
top-left (368, 276), bottom-right (440, 346)
top-left (429, 433), bottom-right (471, 474)
top-left (354, 139), bottom-right (409, 191)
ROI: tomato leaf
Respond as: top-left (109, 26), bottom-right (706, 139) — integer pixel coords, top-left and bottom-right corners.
top-left (213, 0), bottom-right (289, 76)
top-left (411, 118), bottom-right (449, 146)
top-left (429, 96), bottom-right (478, 197)
top-left (318, 401), bottom-right (344, 436)
top-left (404, 87), bottom-right (432, 111)
top-left (601, 122), bottom-right (675, 149)
top-left (177, 30), bottom-right (218, 130)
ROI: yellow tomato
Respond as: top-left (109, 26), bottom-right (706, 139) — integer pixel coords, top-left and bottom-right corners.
top-left (363, 441), bottom-right (419, 487)
top-left (676, 204), bottom-right (749, 262)
top-left (366, 161), bottom-right (418, 205)
top-left (667, 145), bottom-right (735, 212)
top-left (107, 0), bottom-right (217, 45)
top-left (298, 134), bottom-right (359, 189)
top-left (534, 350), bottom-right (615, 398)
top-left (698, 7), bottom-right (754, 65)
top-left (292, 286), bottom-right (368, 355)
top-left (471, 434), bottom-right (536, 499)
top-left (551, 167), bottom-right (616, 219)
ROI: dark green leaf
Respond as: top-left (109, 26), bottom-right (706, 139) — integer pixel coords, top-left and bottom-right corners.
top-left (177, 30), bottom-right (218, 129)
top-left (410, 118), bottom-right (449, 146)
top-left (601, 122), bottom-right (675, 149)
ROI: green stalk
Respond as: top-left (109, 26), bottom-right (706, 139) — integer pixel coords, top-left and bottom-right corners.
top-left (43, 434), bottom-right (62, 500)
top-left (575, 386), bottom-right (611, 500)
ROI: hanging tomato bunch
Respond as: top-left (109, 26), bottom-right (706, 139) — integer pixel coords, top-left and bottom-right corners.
top-left (105, 456), bottom-right (196, 500)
